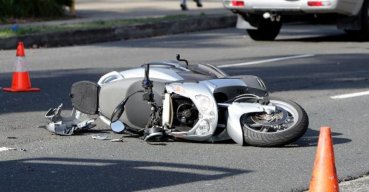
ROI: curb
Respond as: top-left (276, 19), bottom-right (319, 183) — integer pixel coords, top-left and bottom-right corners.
top-left (0, 15), bottom-right (236, 50)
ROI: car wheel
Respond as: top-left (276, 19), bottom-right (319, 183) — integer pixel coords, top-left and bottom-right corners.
top-left (246, 18), bottom-right (282, 41)
top-left (345, 0), bottom-right (369, 40)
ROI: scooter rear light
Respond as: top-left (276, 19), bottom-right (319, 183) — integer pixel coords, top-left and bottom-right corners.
top-left (307, 1), bottom-right (331, 7)
top-left (231, 0), bottom-right (245, 7)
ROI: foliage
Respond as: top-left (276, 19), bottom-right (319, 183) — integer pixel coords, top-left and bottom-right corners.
top-left (0, 0), bottom-right (73, 18)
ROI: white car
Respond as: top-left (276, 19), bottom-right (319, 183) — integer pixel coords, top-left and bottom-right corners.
top-left (222, 0), bottom-right (368, 40)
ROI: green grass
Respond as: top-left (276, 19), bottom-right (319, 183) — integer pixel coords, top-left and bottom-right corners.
top-left (0, 14), bottom-right (195, 39)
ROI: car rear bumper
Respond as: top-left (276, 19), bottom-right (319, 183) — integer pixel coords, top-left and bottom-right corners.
top-left (223, 0), bottom-right (339, 14)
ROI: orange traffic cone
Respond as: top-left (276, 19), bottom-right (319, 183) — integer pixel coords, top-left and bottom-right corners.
top-left (3, 42), bottom-right (40, 92)
top-left (309, 127), bottom-right (339, 192)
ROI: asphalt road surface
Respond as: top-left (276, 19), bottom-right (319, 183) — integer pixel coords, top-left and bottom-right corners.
top-left (1, 24), bottom-right (369, 192)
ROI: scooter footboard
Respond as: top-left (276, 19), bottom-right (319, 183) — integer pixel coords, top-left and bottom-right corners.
top-left (70, 81), bottom-right (99, 115)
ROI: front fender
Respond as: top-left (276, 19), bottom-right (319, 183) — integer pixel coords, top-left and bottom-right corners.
top-left (226, 102), bottom-right (266, 145)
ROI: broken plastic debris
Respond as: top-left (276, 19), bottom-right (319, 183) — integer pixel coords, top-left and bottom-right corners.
top-left (7, 137), bottom-right (17, 139)
top-left (0, 147), bottom-right (15, 152)
top-left (42, 104), bottom-right (96, 136)
top-left (91, 134), bottom-right (109, 140)
top-left (110, 138), bottom-right (124, 142)
top-left (0, 147), bottom-right (26, 152)
top-left (91, 134), bottom-right (123, 142)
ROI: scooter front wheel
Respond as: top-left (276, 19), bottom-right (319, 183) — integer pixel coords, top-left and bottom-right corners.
top-left (241, 97), bottom-right (309, 147)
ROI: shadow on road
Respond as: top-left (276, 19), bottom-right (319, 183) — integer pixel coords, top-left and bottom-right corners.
top-left (94, 28), bottom-right (246, 49)
top-left (276, 33), bottom-right (369, 43)
top-left (0, 157), bottom-right (248, 192)
top-left (275, 24), bottom-right (369, 42)
top-left (285, 128), bottom-right (351, 148)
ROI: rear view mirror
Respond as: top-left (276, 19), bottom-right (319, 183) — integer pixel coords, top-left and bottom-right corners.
top-left (110, 121), bottom-right (125, 133)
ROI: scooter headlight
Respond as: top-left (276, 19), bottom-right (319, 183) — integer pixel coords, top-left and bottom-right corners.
top-left (194, 94), bottom-right (217, 135)
top-left (195, 120), bottom-right (210, 135)
top-left (195, 95), bottom-right (213, 114)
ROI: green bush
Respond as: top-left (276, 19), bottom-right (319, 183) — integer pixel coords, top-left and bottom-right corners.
top-left (0, 0), bottom-right (73, 18)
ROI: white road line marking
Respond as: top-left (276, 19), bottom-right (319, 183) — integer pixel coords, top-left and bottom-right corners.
top-left (331, 91), bottom-right (369, 99)
top-left (218, 54), bottom-right (315, 68)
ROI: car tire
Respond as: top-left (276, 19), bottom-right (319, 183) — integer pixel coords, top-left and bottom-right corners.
top-left (246, 18), bottom-right (282, 41)
top-left (345, 0), bottom-right (369, 40)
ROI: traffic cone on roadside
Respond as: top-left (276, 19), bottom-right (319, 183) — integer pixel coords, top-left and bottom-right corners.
top-left (309, 127), bottom-right (339, 192)
top-left (3, 42), bottom-right (40, 92)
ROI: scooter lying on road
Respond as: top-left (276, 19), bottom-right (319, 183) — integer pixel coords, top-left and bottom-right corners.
top-left (44, 55), bottom-right (309, 147)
